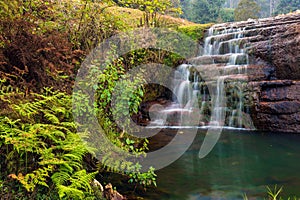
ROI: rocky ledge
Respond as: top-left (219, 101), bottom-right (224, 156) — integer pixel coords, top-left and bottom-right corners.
top-left (246, 13), bottom-right (300, 133)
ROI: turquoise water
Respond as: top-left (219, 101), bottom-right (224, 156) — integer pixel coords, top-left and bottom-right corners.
top-left (145, 129), bottom-right (300, 200)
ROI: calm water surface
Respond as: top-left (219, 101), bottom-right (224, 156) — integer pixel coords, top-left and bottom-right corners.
top-left (144, 129), bottom-right (300, 200)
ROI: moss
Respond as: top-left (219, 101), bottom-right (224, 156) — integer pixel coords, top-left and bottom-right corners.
top-left (177, 23), bottom-right (214, 40)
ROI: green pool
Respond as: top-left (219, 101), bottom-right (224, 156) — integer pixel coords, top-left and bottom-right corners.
top-left (144, 129), bottom-right (300, 200)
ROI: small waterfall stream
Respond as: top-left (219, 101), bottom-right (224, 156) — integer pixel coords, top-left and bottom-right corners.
top-left (150, 23), bottom-right (255, 129)
top-left (203, 25), bottom-right (250, 128)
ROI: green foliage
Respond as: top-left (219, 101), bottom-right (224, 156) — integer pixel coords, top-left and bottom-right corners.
top-left (54, 170), bottom-right (97, 199)
top-left (267, 185), bottom-right (284, 200)
top-left (0, 0), bottom-right (199, 197)
top-left (0, 0), bottom-right (22, 19)
top-left (258, 0), bottom-right (272, 18)
top-left (111, 72), bottom-right (145, 132)
top-left (223, 0), bottom-right (240, 8)
top-left (0, 86), bottom-right (97, 199)
top-left (0, 0), bottom-right (121, 51)
top-left (181, 0), bottom-right (225, 23)
top-left (128, 165), bottom-right (157, 187)
top-left (86, 48), bottom-right (157, 188)
top-left (177, 24), bottom-right (214, 41)
top-left (274, 0), bottom-right (300, 15)
top-left (234, 0), bottom-right (261, 21)
top-left (0, 0), bottom-right (52, 19)
top-left (0, 79), bottom-right (155, 199)
top-left (223, 0), bottom-right (279, 18)
top-left (94, 47), bottom-right (145, 138)
top-left (242, 193), bottom-right (248, 200)
top-left (0, 0), bottom-right (194, 52)
top-left (218, 8), bottom-right (235, 22)
top-left (59, 0), bottom-right (122, 50)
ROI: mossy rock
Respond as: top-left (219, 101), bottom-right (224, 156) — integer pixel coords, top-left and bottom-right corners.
top-left (177, 23), bottom-right (214, 41)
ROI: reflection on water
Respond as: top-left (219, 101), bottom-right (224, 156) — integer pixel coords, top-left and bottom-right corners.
top-left (145, 129), bottom-right (300, 200)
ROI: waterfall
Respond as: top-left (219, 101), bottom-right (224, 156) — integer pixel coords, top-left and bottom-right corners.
top-left (150, 23), bottom-right (254, 129)
top-left (210, 76), bottom-right (227, 127)
top-left (173, 64), bottom-right (193, 106)
top-left (197, 25), bottom-right (250, 128)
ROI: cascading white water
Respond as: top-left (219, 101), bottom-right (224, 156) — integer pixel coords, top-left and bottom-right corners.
top-left (210, 76), bottom-right (227, 126)
top-left (201, 25), bottom-right (249, 128)
top-left (150, 23), bottom-right (252, 128)
top-left (148, 64), bottom-right (195, 126)
top-left (173, 64), bottom-right (193, 106)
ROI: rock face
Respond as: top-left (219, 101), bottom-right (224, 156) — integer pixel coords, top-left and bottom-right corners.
top-left (245, 13), bottom-right (300, 133)
top-left (250, 81), bottom-right (300, 132)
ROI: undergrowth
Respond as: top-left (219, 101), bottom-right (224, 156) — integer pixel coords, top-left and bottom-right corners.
top-left (0, 84), bottom-right (98, 199)
top-left (0, 82), bottom-right (157, 199)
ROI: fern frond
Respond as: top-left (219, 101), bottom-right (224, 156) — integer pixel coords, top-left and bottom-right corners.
top-left (62, 153), bottom-right (81, 162)
top-left (52, 106), bottom-right (67, 115)
top-left (44, 112), bottom-right (60, 124)
top-left (60, 163), bottom-right (74, 174)
top-left (38, 158), bottom-right (66, 166)
top-left (70, 170), bottom-right (97, 193)
top-left (51, 170), bottom-right (71, 186)
top-left (60, 122), bottom-right (77, 130)
top-left (57, 185), bottom-right (85, 200)
top-left (11, 166), bottom-right (54, 192)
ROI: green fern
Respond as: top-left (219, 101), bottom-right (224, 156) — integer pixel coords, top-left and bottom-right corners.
top-left (51, 169), bottom-right (72, 186)
top-left (57, 185), bottom-right (85, 200)
top-left (12, 166), bottom-right (54, 192)
top-left (0, 88), bottom-right (98, 199)
top-left (53, 170), bottom-right (97, 199)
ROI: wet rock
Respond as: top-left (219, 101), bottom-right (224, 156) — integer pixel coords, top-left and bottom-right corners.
top-left (204, 13), bottom-right (300, 132)
top-left (249, 81), bottom-right (300, 132)
top-left (247, 17), bottom-right (299, 78)
top-left (248, 15), bottom-right (300, 80)
top-left (260, 81), bottom-right (300, 101)
top-left (244, 13), bottom-right (300, 133)
top-left (254, 112), bottom-right (300, 133)
top-left (259, 101), bottom-right (300, 114)
top-left (103, 183), bottom-right (126, 200)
